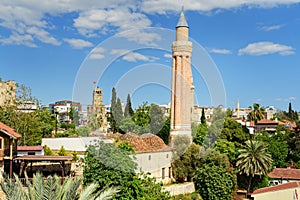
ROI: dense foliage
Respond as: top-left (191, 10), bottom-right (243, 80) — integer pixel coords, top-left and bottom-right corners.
top-left (194, 150), bottom-right (237, 200)
top-left (0, 173), bottom-right (118, 200)
top-left (83, 141), bottom-right (170, 200)
top-left (0, 106), bottom-right (55, 145)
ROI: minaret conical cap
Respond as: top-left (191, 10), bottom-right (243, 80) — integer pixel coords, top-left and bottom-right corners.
top-left (176, 7), bottom-right (188, 28)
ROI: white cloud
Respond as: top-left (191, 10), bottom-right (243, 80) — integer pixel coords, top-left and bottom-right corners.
top-left (259, 24), bottom-right (284, 31)
top-left (140, 0), bottom-right (300, 14)
top-left (88, 47), bottom-right (106, 59)
top-left (238, 41), bottom-right (295, 56)
top-left (275, 97), bottom-right (297, 102)
top-left (64, 38), bottom-right (93, 49)
top-left (164, 53), bottom-right (172, 58)
top-left (209, 48), bottom-right (232, 54)
top-left (110, 48), bottom-right (159, 62)
top-left (0, 32), bottom-right (37, 47)
top-left (27, 26), bottom-right (60, 45)
top-left (74, 8), bottom-right (151, 37)
top-left (1, 0), bottom-right (300, 47)
top-left (116, 29), bottom-right (161, 46)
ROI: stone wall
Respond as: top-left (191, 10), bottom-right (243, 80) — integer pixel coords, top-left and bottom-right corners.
top-left (163, 182), bottom-right (195, 196)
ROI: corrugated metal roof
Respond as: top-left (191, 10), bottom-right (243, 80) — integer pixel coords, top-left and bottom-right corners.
top-left (41, 136), bottom-right (113, 152)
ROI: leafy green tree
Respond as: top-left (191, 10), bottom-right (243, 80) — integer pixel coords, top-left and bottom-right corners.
top-left (88, 113), bottom-right (102, 131)
top-left (236, 140), bottom-right (273, 193)
top-left (157, 117), bottom-right (170, 144)
top-left (76, 126), bottom-right (91, 137)
top-left (214, 139), bottom-right (238, 165)
top-left (0, 106), bottom-right (56, 145)
top-left (132, 102), bottom-right (151, 134)
top-left (58, 146), bottom-right (68, 156)
top-left (172, 136), bottom-right (203, 182)
top-left (195, 165), bottom-right (235, 200)
top-left (149, 104), bottom-right (165, 134)
top-left (0, 173), bottom-right (118, 200)
top-left (247, 103), bottom-right (265, 123)
top-left (124, 94), bottom-right (134, 117)
top-left (69, 106), bottom-right (80, 126)
top-left (44, 145), bottom-right (54, 156)
top-left (72, 151), bottom-right (80, 161)
top-left (116, 141), bottom-right (135, 153)
top-left (192, 123), bottom-right (208, 146)
top-left (220, 118), bottom-right (250, 147)
top-left (204, 107), bottom-right (225, 148)
top-left (83, 141), bottom-right (170, 199)
top-left (133, 102), bottom-right (150, 127)
top-left (119, 117), bottom-right (137, 133)
top-left (194, 150), bottom-right (236, 200)
top-left (226, 108), bottom-right (233, 118)
top-left (255, 132), bottom-right (288, 168)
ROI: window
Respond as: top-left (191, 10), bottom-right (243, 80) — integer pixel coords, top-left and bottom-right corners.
top-left (169, 167), bottom-right (172, 178)
top-left (148, 155), bottom-right (151, 160)
top-left (162, 168), bottom-right (165, 179)
top-left (28, 152), bottom-right (36, 155)
top-left (166, 154), bottom-right (169, 158)
top-left (0, 138), bottom-right (2, 149)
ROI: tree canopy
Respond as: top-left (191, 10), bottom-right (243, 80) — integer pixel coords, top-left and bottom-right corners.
top-left (83, 141), bottom-right (170, 200)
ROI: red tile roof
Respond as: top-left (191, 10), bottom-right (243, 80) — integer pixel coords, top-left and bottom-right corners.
top-left (17, 146), bottom-right (43, 151)
top-left (0, 121), bottom-right (21, 139)
top-left (278, 120), bottom-right (297, 129)
top-left (256, 119), bottom-right (278, 124)
top-left (109, 133), bottom-right (171, 153)
top-left (252, 181), bottom-right (300, 195)
top-left (268, 168), bottom-right (300, 180)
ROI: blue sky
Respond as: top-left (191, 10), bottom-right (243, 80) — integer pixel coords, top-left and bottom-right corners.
top-left (0, 1), bottom-right (299, 111)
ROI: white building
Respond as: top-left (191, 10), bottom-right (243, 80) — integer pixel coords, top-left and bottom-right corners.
top-left (265, 106), bottom-right (277, 120)
top-left (17, 146), bottom-right (44, 156)
top-left (17, 101), bottom-right (38, 113)
top-left (109, 133), bottom-right (173, 184)
top-left (41, 136), bottom-right (113, 156)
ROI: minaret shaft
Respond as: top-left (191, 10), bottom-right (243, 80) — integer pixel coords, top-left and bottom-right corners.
top-left (169, 9), bottom-right (194, 145)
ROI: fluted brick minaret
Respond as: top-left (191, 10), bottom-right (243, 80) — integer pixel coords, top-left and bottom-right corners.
top-left (169, 8), bottom-right (194, 145)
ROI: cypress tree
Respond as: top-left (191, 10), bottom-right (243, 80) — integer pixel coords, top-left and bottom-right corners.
top-left (114, 98), bottom-right (124, 133)
top-left (110, 88), bottom-right (117, 132)
top-left (288, 102), bottom-right (293, 119)
top-left (201, 108), bottom-right (206, 125)
top-left (124, 94), bottom-right (134, 117)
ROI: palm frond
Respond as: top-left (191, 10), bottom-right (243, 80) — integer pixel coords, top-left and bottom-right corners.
top-left (43, 175), bottom-right (60, 200)
top-left (95, 187), bottom-right (119, 200)
top-left (78, 183), bottom-right (98, 200)
top-left (33, 173), bottom-right (44, 200)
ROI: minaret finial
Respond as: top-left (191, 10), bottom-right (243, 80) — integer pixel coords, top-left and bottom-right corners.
top-left (177, 6), bottom-right (188, 28)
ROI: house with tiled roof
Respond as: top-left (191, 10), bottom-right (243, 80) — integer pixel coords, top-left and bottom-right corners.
top-left (0, 121), bottom-right (21, 178)
top-left (278, 120), bottom-right (297, 131)
top-left (250, 181), bottom-right (300, 200)
top-left (110, 133), bottom-right (173, 184)
top-left (17, 145), bottom-right (44, 156)
top-left (254, 119), bottom-right (278, 134)
top-left (268, 168), bottom-right (300, 185)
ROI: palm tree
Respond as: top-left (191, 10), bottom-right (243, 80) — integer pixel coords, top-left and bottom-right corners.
top-left (247, 103), bottom-right (265, 123)
top-left (0, 173), bottom-right (118, 200)
top-left (236, 140), bottom-right (273, 193)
